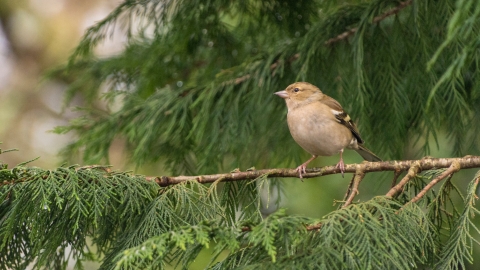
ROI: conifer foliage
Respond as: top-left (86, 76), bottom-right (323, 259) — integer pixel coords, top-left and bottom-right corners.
top-left (2, 0), bottom-right (480, 269)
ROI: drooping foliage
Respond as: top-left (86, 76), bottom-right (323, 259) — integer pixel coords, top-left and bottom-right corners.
top-left (1, 147), bottom-right (479, 269)
top-left (51, 0), bottom-right (480, 174)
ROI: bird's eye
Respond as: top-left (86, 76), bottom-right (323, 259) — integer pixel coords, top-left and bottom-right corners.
top-left (293, 88), bottom-right (299, 92)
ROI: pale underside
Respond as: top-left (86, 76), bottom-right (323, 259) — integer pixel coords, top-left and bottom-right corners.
top-left (287, 102), bottom-right (358, 156)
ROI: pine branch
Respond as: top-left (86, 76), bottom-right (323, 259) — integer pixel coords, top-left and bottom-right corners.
top-left (435, 171), bottom-right (480, 269)
top-left (114, 196), bottom-right (436, 269)
top-left (231, 0), bottom-right (414, 86)
top-left (324, 0), bottom-right (413, 45)
top-left (148, 156), bottom-right (480, 187)
top-left (2, 154), bottom-right (478, 268)
top-left (244, 161), bottom-right (468, 234)
top-left (406, 161), bottom-right (461, 205)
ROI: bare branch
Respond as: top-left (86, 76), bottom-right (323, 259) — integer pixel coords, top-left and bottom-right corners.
top-left (385, 160), bottom-right (422, 198)
top-left (406, 161), bottom-right (461, 205)
top-left (148, 156), bottom-right (480, 187)
top-left (342, 174), bottom-right (357, 203)
top-left (390, 169), bottom-right (403, 188)
top-left (342, 165), bottom-right (366, 208)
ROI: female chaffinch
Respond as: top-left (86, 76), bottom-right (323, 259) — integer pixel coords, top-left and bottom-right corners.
top-left (275, 82), bottom-right (381, 178)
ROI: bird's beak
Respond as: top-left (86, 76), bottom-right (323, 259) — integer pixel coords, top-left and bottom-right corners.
top-left (274, 90), bottom-right (289, 99)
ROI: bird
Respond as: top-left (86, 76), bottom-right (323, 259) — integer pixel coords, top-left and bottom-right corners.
top-left (275, 82), bottom-right (381, 178)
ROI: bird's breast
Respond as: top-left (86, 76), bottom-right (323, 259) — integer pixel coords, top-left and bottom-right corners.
top-left (287, 105), bottom-right (353, 156)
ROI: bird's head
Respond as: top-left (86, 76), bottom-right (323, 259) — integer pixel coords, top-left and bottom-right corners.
top-left (275, 82), bottom-right (323, 109)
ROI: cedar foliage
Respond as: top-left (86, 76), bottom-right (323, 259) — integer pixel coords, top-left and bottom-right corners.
top-left (2, 0), bottom-right (480, 269)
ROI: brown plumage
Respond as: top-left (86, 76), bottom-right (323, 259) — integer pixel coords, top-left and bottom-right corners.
top-left (275, 82), bottom-right (381, 178)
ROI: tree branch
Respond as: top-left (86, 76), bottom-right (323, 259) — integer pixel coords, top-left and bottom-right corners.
top-left (406, 161), bottom-right (461, 205)
top-left (148, 156), bottom-right (480, 187)
top-left (342, 165), bottom-right (366, 208)
top-left (235, 159), bottom-right (475, 234)
top-left (325, 0), bottom-right (413, 45)
top-left (341, 174), bottom-right (356, 203)
top-left (390, 168), bottom-right (403, 188)
top-left (385, 160), bottom-right (422, 198)
top-left (241, 222), bottom-right (323, 233)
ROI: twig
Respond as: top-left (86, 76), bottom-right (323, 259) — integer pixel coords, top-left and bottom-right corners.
top-left (406, 161), bottom-right (461, 205)
top-left (342, 165), bottom-right (366, 208)
top-left (342, 174), bottom-right (357, 202)
top-left (147, 156), bottom-right (480, 187)
top-left (385, 161), bottom-right (422, 198)
top-left (325, 0), bottom-right (413, 45)
top-left (76, 165), bottom-right (112, 173)
top-left (475, 173), bottom-right (480, 199)
top-left (226, 54), bottom-right (300, 86)
top-left (325, 28), bottom-right (358, 46)
top-left (305, 223), bottom-right (322, 231)
top-left (0, 148), bottom-right (19, 154)
top-left (241, 222), bottom-right (323, 233)
top-left (390, 169), bottom-right (403, 188)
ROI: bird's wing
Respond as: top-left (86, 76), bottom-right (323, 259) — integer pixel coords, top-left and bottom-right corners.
top-left (320, 96), bottom-right (364, 144)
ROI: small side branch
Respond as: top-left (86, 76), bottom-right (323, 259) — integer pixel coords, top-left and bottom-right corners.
top-left (406, 161), bottom-right (461, 205)
top-left (324, 0), bottom-right (413, 45)
top-left (474, 173), bottom-right (480, 199)
top-left (342, 174), bottom-right (356, 202)
top-left (342, 165), bottom-right (366, 208)
top-left (385, 161), bottom-right (422, 198)
top-left (390, 169), bottom-right (403, 188)
top-left (226, 54), bottom-right (300, 86)
top-left (305, 223), bottom-right (322, 231)
top-left (241, 222), bottom-right (322, 232)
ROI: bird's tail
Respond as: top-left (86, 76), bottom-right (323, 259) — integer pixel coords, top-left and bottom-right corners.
top-left (355, 145), bottom-right (382, 162)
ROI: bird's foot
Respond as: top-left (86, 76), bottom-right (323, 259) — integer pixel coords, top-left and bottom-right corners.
top-left (295, 164), bottom-right (308, 180)
top-left (335, 159), bottom-right (345, 178)
top-left (294, 155), bottom-right (317, 180)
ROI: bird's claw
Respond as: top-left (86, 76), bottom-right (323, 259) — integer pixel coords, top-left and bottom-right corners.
top-left (294, 156), bottom-right (317, 181)
top-left (295, 164), bottom-right (307, 180)
top-left (335, 160), bottom-right (345, 178)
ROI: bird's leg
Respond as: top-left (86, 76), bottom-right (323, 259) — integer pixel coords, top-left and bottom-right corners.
top-left (295, 155), bottom-right (317, 179)
top-left (335, 149), bottom-right (345, 177)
